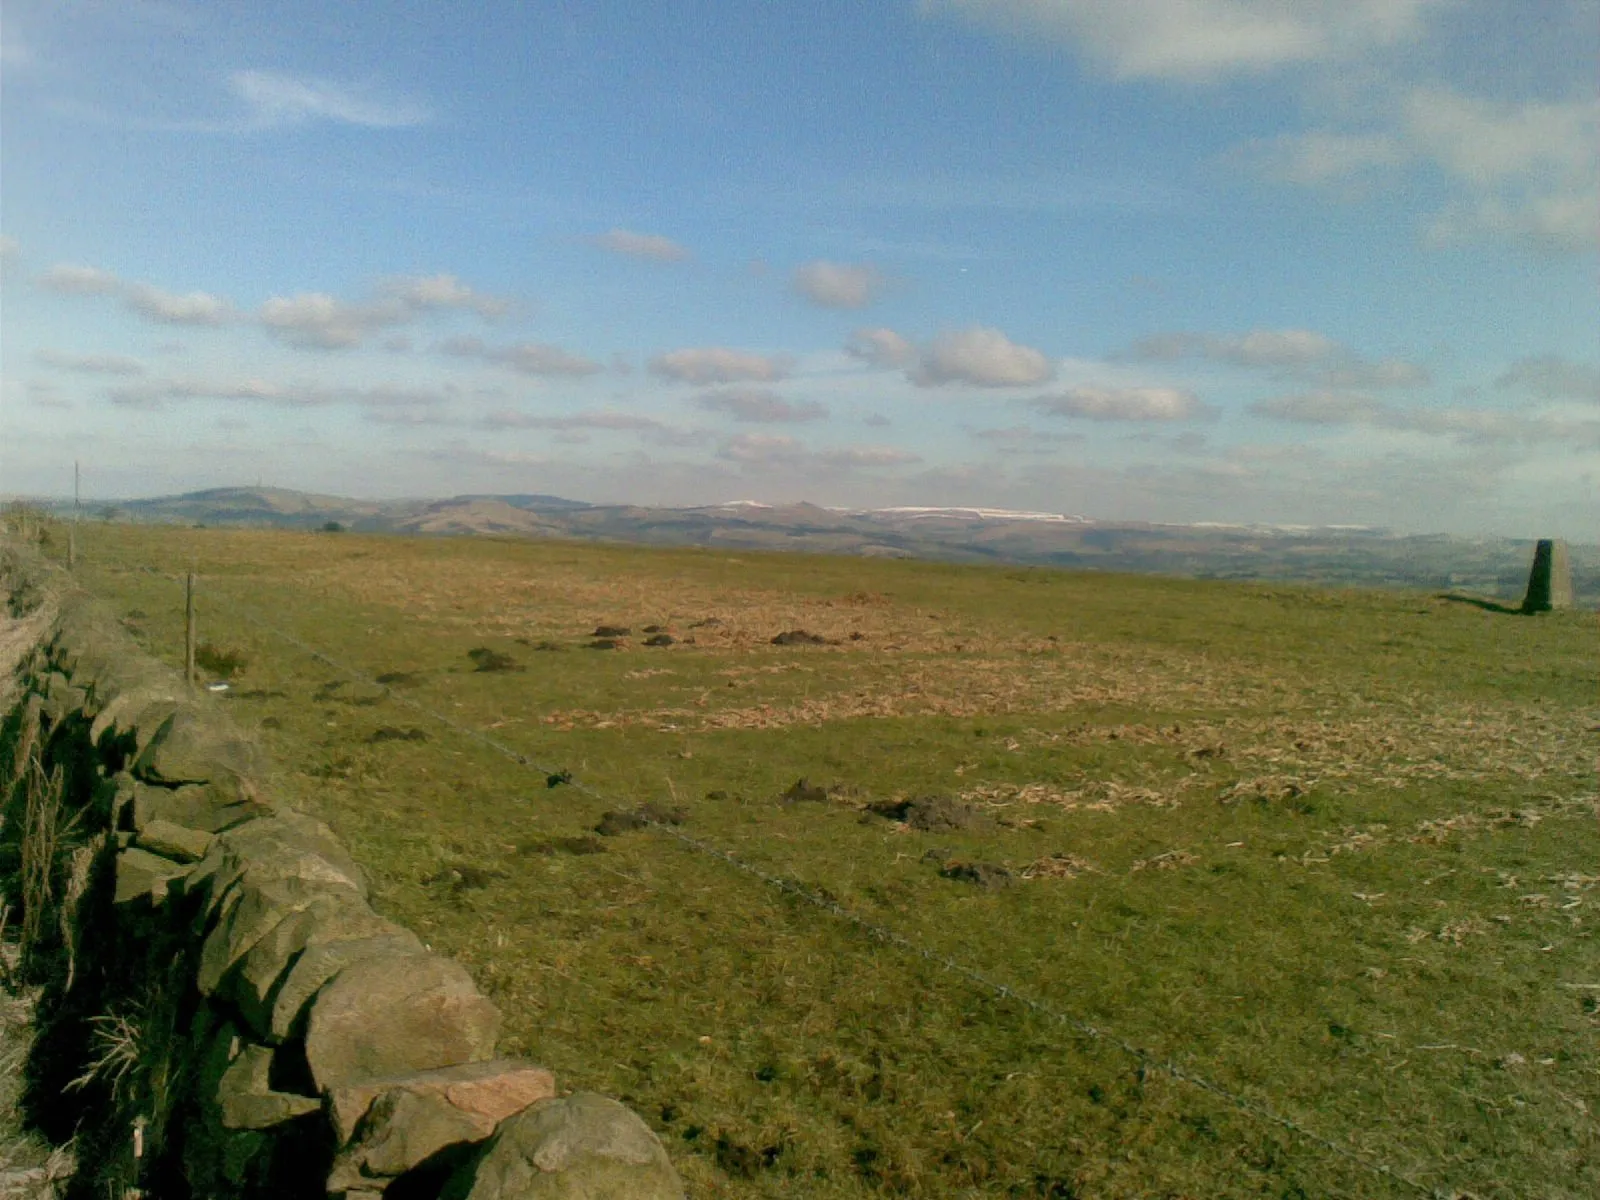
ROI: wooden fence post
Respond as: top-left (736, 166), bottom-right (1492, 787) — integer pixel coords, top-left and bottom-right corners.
top-left (185, 571), bottom-right (197, 687)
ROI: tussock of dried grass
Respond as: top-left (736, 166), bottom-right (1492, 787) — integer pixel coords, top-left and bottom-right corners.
top-left (1019, 854), bottom-right (1098, 880)
top-left (1130, 850), bottom-right (1198, 872)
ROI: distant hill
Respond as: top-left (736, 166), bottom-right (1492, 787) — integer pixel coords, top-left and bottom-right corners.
top-left (38, 486), bottom-right (1597, 605)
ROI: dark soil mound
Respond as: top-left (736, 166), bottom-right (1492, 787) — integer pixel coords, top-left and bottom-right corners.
top-left (935, 859), bottom-right (1013, 889)
top-left (592, 624), bottom-right (631, 637)
top-left (366, 726), bottom-right (429, 743)
top-left (780, 777), bottom-right (831, 804)
top-left (771, 630), bottom-right (828, 646)
top-left (596, 803), bottom-right (687, 836)
top-left (867, 794), bottom-right (982, 832)
top-left (644, 634), bottom-right (675, 646)
top-left (518, 836), bottom-right (607, 856)
top-left (467, 647), bottom-right (522, 672)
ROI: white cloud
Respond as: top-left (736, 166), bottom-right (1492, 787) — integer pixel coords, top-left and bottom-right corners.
top-left (1320, 359), bottom-right (1430, 389)
top-left (1403, 88), bottom-right (1596, 187)
top-left (126, 284), bottom-right (233, 326)
top-left (104, 376), bottom-right (459, 411)
top-left (379, 274), bottom-right (509, 318)
top-left (1249, 89), bottom-right (1599, 253)
top-left (1250, 131), bottom-right (1405, 185)
top-left (1129, 328), bottom-right (1427, 387)
top-left (35, 349), bottom-right (146, 376)
top-left (1132, 328), bottom-right (1337, 367)
top-left (260, 293), bottom-right (394, 349)
top-left (922, 0), bottom-right (1443, 83)
top-left (1035, 386), bottom-right (1204, 421)
top-left (482, 409), bottom-right (665, 432)
top-left (793, 261), bottom-right (883, 309)
top-left (37, 262), bottom-right (235, 325)
top-left (591, 229), bottom-right (690, 262)
top-left (1424, 187), bottom-right (1599, 254)
top-left (718, 433), bottom-right (803, 464)
top-left (817, 445), bottom-right (922, 467)
top-left (716, 433), bottom-right (918, 470)
top-left (911, 326), bottom-right (1054, 387)
top-left (229, 70), bottom-right (430, 129)
top-left (846, 327), bottom-right (916, 368)
top-left (440, 336), bottom-right (603, 377)
top-left (972, 425), bottom-right (1085, 451)
top-left (1496, 355), bottom-right (1600, 403)
top-left (1251, 390), bottom-right (1600, 446)
top-left (696, 388), bottom-right (828, 423)
top-left (650, 347), bottom-right (791, 385)
top-left (1250, 391), bottom-right (1386, 424)
top-left (37, 264), bottom-right (124, 296)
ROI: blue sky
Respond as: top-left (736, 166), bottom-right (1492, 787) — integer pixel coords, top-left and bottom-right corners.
top-left (2, 0), bottom-right (1596, 535)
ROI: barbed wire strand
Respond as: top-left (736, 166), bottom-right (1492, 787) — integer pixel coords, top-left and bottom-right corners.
top-left (125, 562), bottom-right (1448, 1198)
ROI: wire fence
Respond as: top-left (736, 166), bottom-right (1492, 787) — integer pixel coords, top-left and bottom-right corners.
top-left (97, 557), bottom-right (1461, 1198)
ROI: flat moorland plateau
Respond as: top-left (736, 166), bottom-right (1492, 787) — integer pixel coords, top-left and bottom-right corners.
top-left (62, 524), bottom-right (1599, 1198)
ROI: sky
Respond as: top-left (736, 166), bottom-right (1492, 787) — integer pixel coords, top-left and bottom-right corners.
top-left (1, 0), bottom-right (1596, 536)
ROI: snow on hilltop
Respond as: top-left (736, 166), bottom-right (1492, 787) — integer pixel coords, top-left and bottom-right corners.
top-left (863, 506), bottom-right (1088, 524)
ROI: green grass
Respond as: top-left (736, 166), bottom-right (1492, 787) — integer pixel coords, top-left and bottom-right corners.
top-left (65, 523), bottom-right (1600, 1198)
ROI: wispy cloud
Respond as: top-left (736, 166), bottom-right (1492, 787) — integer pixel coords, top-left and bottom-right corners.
top-left (1246, 88), bottom-right (1600, 253)
top-left (846, 328), bottom-right (916, 368)
top-left (37, 263), bottom-right (236, 326)
top-left (1251, 390), bottom-right (1600, 446)
top-left (696, 388), bottom-right (828, 423)
top-left (229, 70), bottom-right (431, 129)
top-left (590, 229), bottom-right (691, 262)
top-left (482, 409), bottom-right (667, 432)
top-left (792, 261), bottom-right (883, 309)
top-left (1034, 386), bottom-right (1206, 421)
top-left (1128, 327), bottom-right (1428, 388)
top-left (259, 276), bottom-right (510, 349)
top-left (910, 327), bottom-right (1054, 388)
top-left (35, 349), bottom-right (146, 376)
top-left (650, 347), bottom-right (791, 385)
top-left (439, 336), bottom-right (603, 377)
top-left (717, 433), bottom-right (919, 470)
top-left (923, 0), bottom-right (1444, 84)
top-left (1496, 354), bottom-right (1600, 403)
top-left (105, 375), bottom-right (460, 411)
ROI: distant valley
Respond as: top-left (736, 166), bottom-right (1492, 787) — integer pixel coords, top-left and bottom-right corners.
top-left (37, 486), bottom-right (1595, 605)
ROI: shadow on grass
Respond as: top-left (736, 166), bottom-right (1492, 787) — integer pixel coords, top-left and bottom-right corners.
top-left (1436, 592), bottom-right (1526, 615)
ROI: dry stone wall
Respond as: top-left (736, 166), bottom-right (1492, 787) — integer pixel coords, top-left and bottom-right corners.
top-left (0, 557), bottom-right (683, 1199)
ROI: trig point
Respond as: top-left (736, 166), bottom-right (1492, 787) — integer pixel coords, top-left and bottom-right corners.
top-left (1520, 538), bottom-right (1574, 613)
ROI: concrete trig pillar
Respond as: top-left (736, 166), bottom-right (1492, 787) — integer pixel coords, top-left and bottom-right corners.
top-left (1521, 538), bottom-right (1573, 613)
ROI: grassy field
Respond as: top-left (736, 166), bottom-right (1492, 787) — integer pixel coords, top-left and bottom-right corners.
top-left (58, 522), bottom-right (1600, 1199)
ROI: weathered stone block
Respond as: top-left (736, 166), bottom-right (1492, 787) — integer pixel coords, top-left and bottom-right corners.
top-left (217, 1043), bottom-right (321, 1130)
top-left (327, 1089), bottom-right (487, 1191)
top-left (132, 706), bottom-right (264, 786)
top-left (39, 670), bottom-right (88, 723)
top-left (89, 687), bottom-right (184, 755)
top-left (136, 818), bottom-right (215, 863)
top-left (129, 777), bottom-right (273, 835)
top-left (113, 846), bottom-right (190, 906)
top-left (267, 929), bottom-right (427, 1043)
top-left (304, 953), bottom-right (501, 1092)
top-left (442, 1093), bottom-right (683, 1200)
top-left (328, 1059), bottom-right (557, 1145)
top-left (185, 811), bottom-right (367, 913)
top-left (229, 893), bottom-right (415, 1041)
top-left (199, 873), bottom-right (362, 996)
